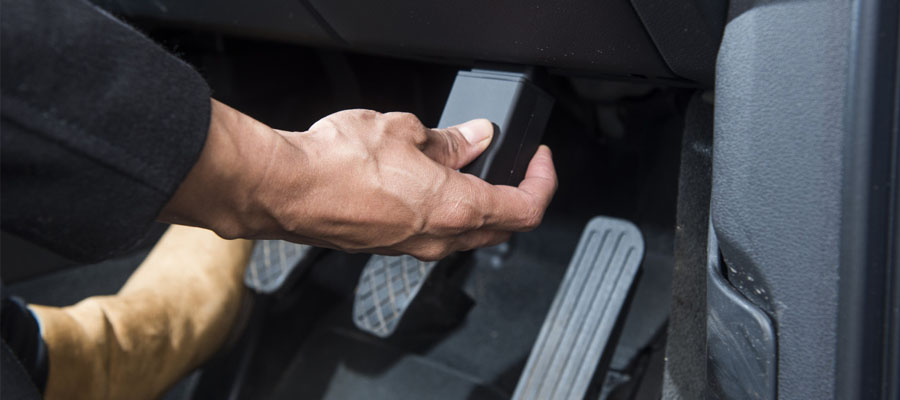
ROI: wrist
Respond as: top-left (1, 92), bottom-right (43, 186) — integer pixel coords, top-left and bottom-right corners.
top-left (158, 99), bottom-right (283, 238)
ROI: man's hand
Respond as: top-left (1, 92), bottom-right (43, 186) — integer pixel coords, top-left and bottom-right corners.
top-left (159, 100), bottom-right (557, 261)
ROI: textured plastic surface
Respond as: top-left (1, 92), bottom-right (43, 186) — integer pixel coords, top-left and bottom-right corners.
top-left (353, 69), bottom-right (553, 338)
top-left (244, 240), bottom-right (316, 294)
top-left (629, 0), bottom-right (725, 85)
top-left (706, 226), bottom-right (776, 399)
top-left (513, 216), bottom-right (644, 400)
top-left (306, 0), bottom-right (672, 78)
top-left (709, 1), bottom-right (851, 398)
top-left (91, 0), bottom-right (335, 46)
top-left (662, 94), bottom-right (712, 400)
top-left (835, 0), bottom-right (899, 397)
top-left (353, 255), bottom-right (437, 337)
top-left (96, 0), bottom-right (683, 80)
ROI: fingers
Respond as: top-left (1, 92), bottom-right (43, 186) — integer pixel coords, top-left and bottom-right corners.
top-left (475, 145), bottom-right (558, 231)
top-left (361, 145), bottom-right (555, 261)
top-left (515, 145), bottom-right (557, 204)
top-left (422, 119), bottom-right (495, 169)
top-left (454, 229), bottom-right (512, 251)
top-left (389, 230), bottom-right (512, 261)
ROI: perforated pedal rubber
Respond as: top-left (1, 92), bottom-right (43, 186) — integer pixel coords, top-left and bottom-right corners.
top-left (513, 216), bottom-right (644, 400)
top-left (352, 255), bottom-right (437, 337)
top-left (244, 240), bottom-right (316, 294)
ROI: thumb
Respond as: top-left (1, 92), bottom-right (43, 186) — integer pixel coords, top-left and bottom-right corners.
top-left (422, 119), bottom-right (495, 169)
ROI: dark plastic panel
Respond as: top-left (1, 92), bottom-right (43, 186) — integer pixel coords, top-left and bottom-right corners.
top-left (662, 93), bottom-right (712, 400)
top-left (629, 0), bottom-right (726, 86)
top-left (92, 0), bottom-right (709, 81)
top-left (287, 0), bottom-right (675, 78)
top-left (707, 227), bottom-right (776, 400)
top-left (711, 1), bottom-right (851, 398)
top-left (836, 0), bottom-right (899, 397)
top-left (91, 0), bottom-right (335, 46)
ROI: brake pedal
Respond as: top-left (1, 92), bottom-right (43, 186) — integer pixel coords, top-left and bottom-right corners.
top-left (352, 255), bottom-right (438, 337)
top-left (244, 240), bottom-right (319, 294)
top-left (513, 216), bottom-right (644, 400)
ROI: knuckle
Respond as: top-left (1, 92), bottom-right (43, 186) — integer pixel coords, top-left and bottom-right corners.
top-left (523, 207), bottom-right (545, 230)
top-left (412, 129), bottom-right (429, 146)
top-left (214, 224), bottom-right (243, 240)
top-left (354, 109), bottom-right (381, 118)
top-left (482, 231), bottom-right (510, 246)
top-left (384, 112), bottom-right (426, 142)
top-left (274, 214), bottom-right (303, 236)
top-left (437, 245), bottom-right (454, 260)
top-left (460, 234), bottom-right (484, 251)
top-left (385, 112), bottom-right (421, 126)
top-left (415, 245), bottom-right (447, 262)
top-left (443, 202), bottom-right (481, 232)
top-left (442, 130), bottom-right (461, 155)
top-left (399, 112), bottom-right (422, 124)
top-left (337, 109), bottom-right (380, 121)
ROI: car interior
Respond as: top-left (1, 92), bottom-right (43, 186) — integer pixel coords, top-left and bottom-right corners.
top-left (1, 0), bottom-right (897, 399)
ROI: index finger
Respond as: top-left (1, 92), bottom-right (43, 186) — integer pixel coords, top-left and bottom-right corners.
top-left (463, 145), bottom-right (558, 231)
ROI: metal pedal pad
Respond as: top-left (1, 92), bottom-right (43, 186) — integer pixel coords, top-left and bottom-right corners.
top-left (244, 240), bottom-right (317, 294)
top-left (352, 255), bottom-right (437, 337)
top-left (513, 216), bottom-right (644, 400)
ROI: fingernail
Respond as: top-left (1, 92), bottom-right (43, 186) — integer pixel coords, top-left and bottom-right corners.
top-left (457, 119), bottom-right (494, 147)
top-left (539, 144), bottom-right (552, 157)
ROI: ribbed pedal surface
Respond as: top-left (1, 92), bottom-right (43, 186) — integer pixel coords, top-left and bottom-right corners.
top-left (244, 240), bottom-right (315, 294)
top-left (513, 217), bottom-right (644, 400)
top-left (353, 255), bottom-right (437, 337)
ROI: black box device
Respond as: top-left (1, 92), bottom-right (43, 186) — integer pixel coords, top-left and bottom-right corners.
top-left (438, 69), bottom-right (554, 186)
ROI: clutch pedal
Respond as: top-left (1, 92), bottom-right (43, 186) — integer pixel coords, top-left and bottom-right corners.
top-left (244, 240), bottom-right (319, 295)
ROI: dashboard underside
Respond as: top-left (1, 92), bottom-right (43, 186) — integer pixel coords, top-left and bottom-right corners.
top-left (91, 0), bottom-right (724, 86)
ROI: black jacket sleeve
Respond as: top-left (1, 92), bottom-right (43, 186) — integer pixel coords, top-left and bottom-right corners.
top-left (1, 0), bottom-right (211, 262)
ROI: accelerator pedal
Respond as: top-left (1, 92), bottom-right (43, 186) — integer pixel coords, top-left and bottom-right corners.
top-left (244, 241), bottom-right (319, 294)
top-left (513, 216), bottom-right (644, 400)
